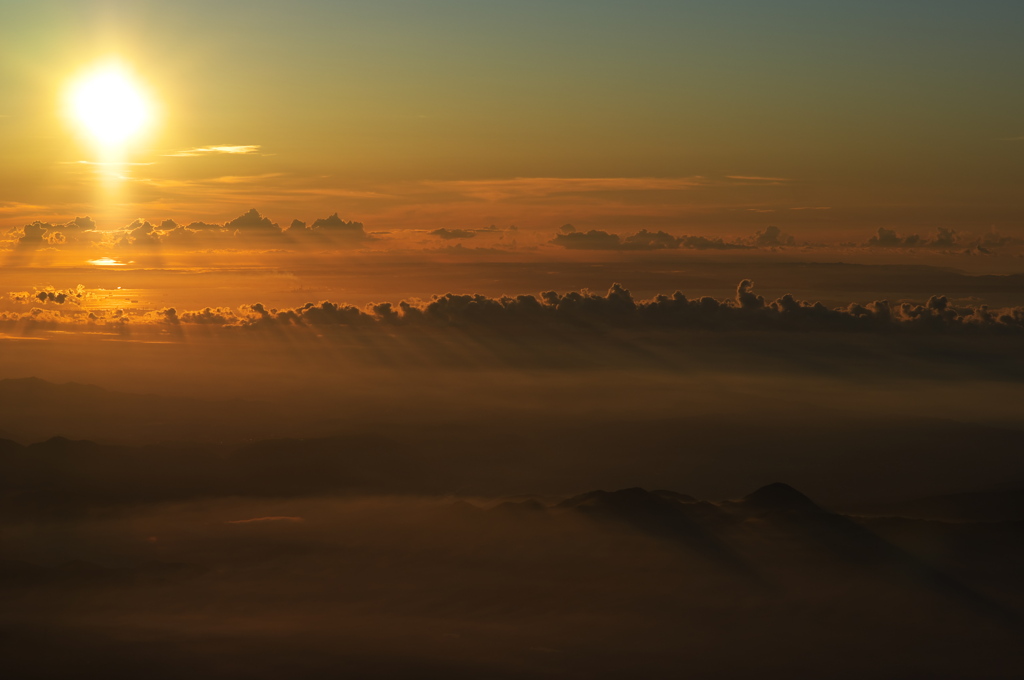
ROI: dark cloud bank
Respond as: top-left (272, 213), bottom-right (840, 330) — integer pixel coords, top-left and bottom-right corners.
top-left (13, 278), bottom-right (1024, 335)
top-left (143, 280), bottom-right (1024, 335)
top-left (7, 280), bottom-right (1024, 387)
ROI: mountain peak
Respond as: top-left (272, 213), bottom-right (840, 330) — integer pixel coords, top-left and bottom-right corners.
top-left (743, 482), bottom-right (822, 513)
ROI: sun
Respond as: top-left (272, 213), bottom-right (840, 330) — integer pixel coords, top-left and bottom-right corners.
top-left (68, 63), bottom-right (153, 149)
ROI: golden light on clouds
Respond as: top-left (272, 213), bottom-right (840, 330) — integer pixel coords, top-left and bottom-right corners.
top-left (87, 257), bottom-right (128, 266)
top-left (67, 62), bottom-right (153, 151)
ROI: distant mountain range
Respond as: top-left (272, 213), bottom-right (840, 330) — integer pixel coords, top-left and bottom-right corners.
top-left (3, 477), bottom-right (1022, 678)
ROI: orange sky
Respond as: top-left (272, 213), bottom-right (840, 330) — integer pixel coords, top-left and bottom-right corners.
top-left (2, 1), bottom-right (1022, 243)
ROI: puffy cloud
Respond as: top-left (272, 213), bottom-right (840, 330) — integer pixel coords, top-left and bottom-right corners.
top-left (752, 225), bottom-right (795, 247)
top-left (15, 217), bottom-right (99, 248)
top-left (977, 229), bottom-right (1024, 248)
top-left (309, 213), bottom-right (359, 232)
top-left (285, 213), bottom-right (373, 246)
top-left (212, 281), bottom-right (1024, 335)
top-left (237, 300), bottom-right (370, 327)
top-left (10, 208), bottom-right (390, 252)
top-left (429, 228), bottom-right (476, 240)
top-left (225, 208), bottom-right (280, 232)
top-left (182, 220), bottom-right (223, 231)
top-left (550, 228), bottom-right (755, 251)
top-left (309, 213), bottom-right (371, 241)
top-left (118, 219), bottom-right (160, 247)
top-left (678, 235), bottom-right (749, 250)
top-left (622, 229), bottom-right (681, 250)
top-left (550, 229), bottom-right (623, 250)
top-left (870, 228), bottom-right (896, 247)
top-left (9, 285), bottom-right (88, 305)
top-left (153, 308), bottom-right (181, 325)
top-left (863, 227), bottom-right (1005, 250)
top-left (735, 280), bottom-right (765, 310)
top-left (0, 307), bottom-right (68, 323)
top-left (3, 281), bottom-right (1023, 335)
top-left (178, 307), bottom-right (236, 325)
top-left (63, 216), bottom-right (96, 231)
top-left (932, 228), bottom-right (957, 248)
top-left (17, 223), bottom-right (47, 246)
top-left (159, 224), bottom-right (204, 246)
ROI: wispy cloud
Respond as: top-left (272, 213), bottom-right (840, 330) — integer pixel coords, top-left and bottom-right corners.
top-left (139, 173), bottom-right (284, 188)
top-left (62, 160), bottom-right (155, 166)
top-left (726, 175), bottom-right (791, 183)
top-left (166, 145), bottom-right (262, 157)
top-left (420, 176), bottom-right (711, 201)
top-left (287, 187), bottom-right (396, 200)
top-left (210, 173), bottom-right (284, 184)
top-left (0, 201), bottom-right (45, 215)
top-left (0, 333), bottom-right (47, 341)
top-left (790, 206), bottom-right (831, 211)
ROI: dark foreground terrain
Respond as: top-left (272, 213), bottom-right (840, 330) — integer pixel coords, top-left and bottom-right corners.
top-left (2, 461), bottom-right (1022, 679)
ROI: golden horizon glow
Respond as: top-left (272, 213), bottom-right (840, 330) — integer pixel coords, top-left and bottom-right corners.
top-left (67, 62), bottom-right (153, 151)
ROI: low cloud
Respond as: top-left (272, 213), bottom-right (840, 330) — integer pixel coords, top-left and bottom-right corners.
top-left (679, 235), bottom-right (750, 250)
top-left (550, 228), bottom-right (759, 251)
top-left (13, 217), bottom-right (100, 249)
top-left (9, 285), bottom-right (88, 305)
top-left (283, 213), bottom-right (374, 246)
top-left (550, 229), bottom-right (623, 250)
top-left (751, 225), bottom-right (796, 247)
top-left (863, 227), bottom-right (1023, 251)
top-left (623, 229), bottom-right (683, 250)
top-left (17, 223), bottom-right (46, 246)
top-left (5, 209), bottom-right (380, 253)
top-left (11, 280), bottom-right (1015, 336)
top-left (224, 282), bottom-right (1024, 334)
top-left (226, 208), bottom-right (280, 232)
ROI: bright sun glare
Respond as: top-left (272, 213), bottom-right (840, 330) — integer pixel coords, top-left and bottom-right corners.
top-left (68, 64), bottom-right (152, 148)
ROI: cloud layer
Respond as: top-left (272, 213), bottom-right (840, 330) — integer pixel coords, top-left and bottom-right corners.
top-left (3, 281), bottom-right (1022, 335)
top-left (4, 208), bottom-right (1024, 257)
top-left (2, 209), bottom-right (373, 253)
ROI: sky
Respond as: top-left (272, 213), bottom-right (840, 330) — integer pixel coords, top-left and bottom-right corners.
top-left (2, 0), bottom-right (1023, 238)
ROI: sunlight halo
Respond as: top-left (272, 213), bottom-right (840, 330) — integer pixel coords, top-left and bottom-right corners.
top-left (67, 63), bottom-right (153, 149)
